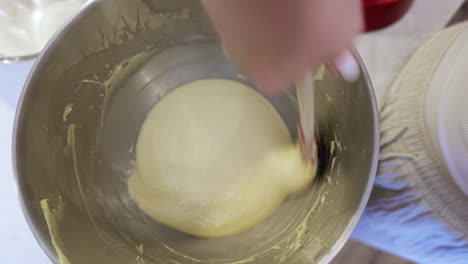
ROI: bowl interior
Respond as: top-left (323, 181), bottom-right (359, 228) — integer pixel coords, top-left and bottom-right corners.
top-left (14, 0), bottom-right (378, 263)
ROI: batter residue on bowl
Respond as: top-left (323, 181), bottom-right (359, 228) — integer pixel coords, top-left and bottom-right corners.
top-left (128, 79), bottom-right (317, 238)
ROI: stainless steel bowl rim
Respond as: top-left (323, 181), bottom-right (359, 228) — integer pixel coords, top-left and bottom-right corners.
top-left (13, 1), bottom-right (379, 262)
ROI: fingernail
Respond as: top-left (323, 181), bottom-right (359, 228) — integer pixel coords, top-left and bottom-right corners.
top-left (222, 46), bottom-right (231, 59)
top-left (334, 50), bottom-right (360, 82)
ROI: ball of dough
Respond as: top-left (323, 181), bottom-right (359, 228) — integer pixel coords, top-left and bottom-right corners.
top-left (128, 79), bottom-right (316, 237)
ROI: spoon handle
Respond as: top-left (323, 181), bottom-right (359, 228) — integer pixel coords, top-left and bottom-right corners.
top-left (296, 71), bottom-right (317, 163)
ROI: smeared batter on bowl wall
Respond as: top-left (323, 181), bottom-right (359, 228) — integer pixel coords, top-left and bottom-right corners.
top-left (40, 198), bottom-right (71, 264)
top-left (57, 48), bottom-right (342, 263)
top-left (128, 79), bottom-right (318, 238)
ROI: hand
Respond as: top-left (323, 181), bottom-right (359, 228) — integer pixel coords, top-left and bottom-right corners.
top-left (202, 0), bottom-right (363, 93)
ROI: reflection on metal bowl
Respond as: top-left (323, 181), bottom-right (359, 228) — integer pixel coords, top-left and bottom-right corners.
top-left (14, 0), bottom-right (379, 263)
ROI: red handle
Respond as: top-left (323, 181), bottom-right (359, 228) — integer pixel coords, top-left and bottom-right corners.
top-left (363, 0), bottom-right (414, 32)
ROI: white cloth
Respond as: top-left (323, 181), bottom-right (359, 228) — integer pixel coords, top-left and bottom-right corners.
top-left (356, 0), bottom-right (465, 109)
top-left (353, 23), bottom-right (468, 264)
top-left (353, 1), bottom-right (468, 263)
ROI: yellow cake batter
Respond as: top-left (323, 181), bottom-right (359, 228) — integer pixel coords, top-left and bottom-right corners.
top-left (128, 79), bottom-right (317, 238)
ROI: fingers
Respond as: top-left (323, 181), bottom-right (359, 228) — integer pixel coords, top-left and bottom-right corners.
top-left (202, 0), bottom-right (364, 93)
top-left (203, 0), bottom-right (312, 93)
top-left (304, 0), bottom-right (364, 59)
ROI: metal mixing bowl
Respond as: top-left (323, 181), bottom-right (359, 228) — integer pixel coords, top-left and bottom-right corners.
top-left (14, 0), bottom-right (379, 263)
